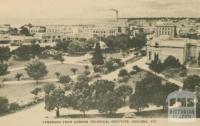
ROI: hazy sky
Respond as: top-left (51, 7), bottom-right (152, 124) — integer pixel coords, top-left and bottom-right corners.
top-left (0, 0), bottom-right (200, 19)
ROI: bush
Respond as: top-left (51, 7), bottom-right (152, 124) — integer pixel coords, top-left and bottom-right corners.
top-left (129, 70), bottom-right (137, 75)
top-left (59, 75), bottom-right (71, 84)
top-left (0, 97), bottom-right (9, 114)
top-left (118, 69), bottom-right (129, 77)
top-left (132, 65), bottom-right (141, 72)
top-left (9, 103), bottom-right (20, 111)
top-left (84, 70), bottom-right (91, 75)
top-left (0, 63), bottom-right (8, 76)
top-left (179, 70), bottom-right (187, 77)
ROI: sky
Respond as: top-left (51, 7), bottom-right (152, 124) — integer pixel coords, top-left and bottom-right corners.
top-left (0, 0), bottom-right (200, 19)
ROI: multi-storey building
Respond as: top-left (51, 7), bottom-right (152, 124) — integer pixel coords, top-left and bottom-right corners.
top-left (147, 22), bottom-right (200, 65)
top-left (29, 26), bottom-right (46, 35)
top-left (155, 23), bottom-right (177, 37)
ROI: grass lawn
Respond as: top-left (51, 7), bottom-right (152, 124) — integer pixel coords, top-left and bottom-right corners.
top-left (8, 57), bottom-right (57, 69)
top-left (0, 82), bottom-right (62, 105)
top-left (4, 63), bottom-right (91, 81)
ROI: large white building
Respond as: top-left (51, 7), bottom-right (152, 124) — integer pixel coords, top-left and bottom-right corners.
top-left (147, 23), bottom-right (200, 65)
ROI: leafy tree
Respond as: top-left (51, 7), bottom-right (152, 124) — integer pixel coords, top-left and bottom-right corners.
top-left (31, 88), bottom-right (42, 101)
top-left (0, 64), bottom-right (8, 76)
top-left (55, 72), bottom-right (61, 78)
top-left (9, 103), bottom-right (20, 111)
top-left (129, 74), bottom-right (163, 112)
top-left (43, 84), bottom-right (56, 95)
top-left (15, 73), bottom-right (23, 81)
top-left (77, 74), bottom-right (91, 84)
top-left (54, 54), bottom-right (65, 64)
top-left (68, 41), bottom-right (87, 54)
top-left (103, 36), bottom-right (116, 49)
top-left (45, 88), bottom-right (67, 117)
top-left (25, 58), bottom-right (48, 83)
top-left (71, 68), bottom-right (77, 75)
top-left (118, 69), bottom-right (129, 78)
top-left (115, 34), bottom-right (130, 50)
top-left (97, 91), bottom-right (122, 115)
top-left (92, 42), bottom-right (104, 65)
top-left (149, 58), bottom-right (164, 73)
top-left (59, 75), bottom-right (71, 84)
top-left (183, 75), bottom-right (200, 91)
top-left (0, 47), bottom-right (11, 63)
top-left (129, 93), bottom-right (148, 112)
top-left (55, 40), bottom-right (70, 51)
top-left (152, 82), bottom-right (179, 110)
top-left (163, 56), bottom-right (181, 68)
top-left (85, 38), bottom-right (98, 50)
top-left (8, 27), bottom-right (18, 35)
top-left (19, 26), bottom-right (31, 36)
top-left (84, 65), bottom-right (89, 71)
top-left (71, 77), bottom-right (93, 117)
top-left (115, 85), bottom-right (133, 104)
top-left (14, 44), bottom-right (44, 60)
top-left (0, 97), bottom-right (9, 114)
top-left (92, 80), bottom-right (115, 99)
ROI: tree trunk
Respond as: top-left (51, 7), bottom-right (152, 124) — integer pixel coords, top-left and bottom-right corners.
top-left (83, 111), bottom-right (86, 118)
top-left (56, 108), bottom-right (60, 118)
top-left (123, 96), bottom-right (126, 105)
top-left (36, 79), bottom-right (39, 84)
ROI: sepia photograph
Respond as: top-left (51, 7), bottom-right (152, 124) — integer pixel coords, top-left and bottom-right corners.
top-left (0, 0), bottom-right (200, 126)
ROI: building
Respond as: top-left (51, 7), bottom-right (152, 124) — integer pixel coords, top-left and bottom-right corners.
top-left (147, 22), bottom-right (200, 65)
top-left (155, 22), bottom-right (177, 37)
top-left (29, 26), bottom-right (46, 35)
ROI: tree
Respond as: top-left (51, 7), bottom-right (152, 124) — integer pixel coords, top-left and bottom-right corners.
top-left (77, 74), bottom-right (91, 84)
top-left (92, 42), bottom-right (104, 65)
top-left (97, 91), bottom-right (122, 115)
top-left (45, 88), bottom-right (67, 117)
top-left (0, 63), bottom-right (8, 76)
top-left (115, 85), bottom-right (133, 104)
top-left (43, 84), bottom-right (56, 95)
top-left (55, 40), bottom-right (70, 51)
top-left (129, 93), bottom-right (148, 112)
top-left (183, 75), bottom-right (200, 91)
top-left (149, 58), bottom-right (164, 73)
top-left (14, 44), bottom-right (44, 60)
top-left (0, 97), bottom-right (9, 114)
top-left (59, 75), bottom-right (71, 84)
top-left (25, 58), bottom-right (48, 83)
top-left (31, 88), bottom-right (42, 101)
top-left (71, 68), bottom-right (77, 75)
top-left (71, 77), bottom-right (93, 117)
top-left (129, 74), bottom-right (163, 112)
top-left (92, 80), bottom-right (115, 100)
top-left (118, 69), bottom-right (129, 78)
top-left (68, 41), bottom-right (87, 54)
top-left (55, 72), bottom-right (61, 78)
top-left (152, 82), bottom-right (179, 110)
top-left (54, 54), bottom-right (65, 64)
top-left (163, 56), bottom-right (181, 68)
top-left (15, 73), bottom-right (23, 81)
top-left (84, 65), bottom-right (89, 71)
top-left (0, 47), bottom-right (11, 63)
top-left (19, 26), bottom-right (31, 36)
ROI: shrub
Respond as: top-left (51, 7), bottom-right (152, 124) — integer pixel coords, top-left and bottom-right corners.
top-left (118, 69), bottom-right (129, 77)
top-left (179, 70), bottom-right (187, 77)
top-left (59, 75), bottom-right (71, 84)
top-left (129, 70), bottom-right (137, 75)
top-left (0, 97), bottom-right (9, 114)
top-left (9, 103), bottom-right (20, 111)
